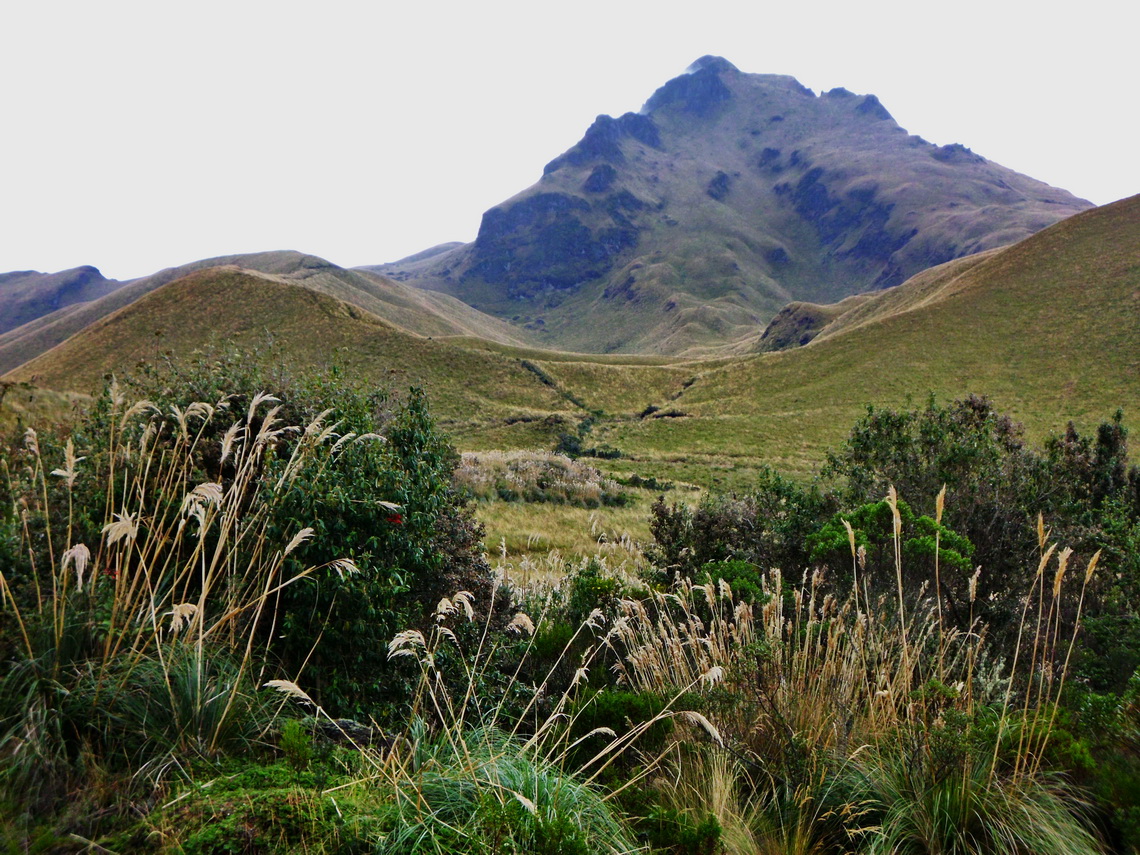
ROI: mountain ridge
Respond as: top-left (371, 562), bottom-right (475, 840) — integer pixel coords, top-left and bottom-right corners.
top-left (374, 56), bottom-right (1091, 354)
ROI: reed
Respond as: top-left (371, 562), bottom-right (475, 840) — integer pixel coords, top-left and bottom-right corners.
top-left (605, 488), bottom-right (1105, 854)
top-left (0, 382), bottom-right (364, 801)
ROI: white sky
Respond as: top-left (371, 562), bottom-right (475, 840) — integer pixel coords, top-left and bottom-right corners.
top-left (2, 0), bottom-right (1137, 281)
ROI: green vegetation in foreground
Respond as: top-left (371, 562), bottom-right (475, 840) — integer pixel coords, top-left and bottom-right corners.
top-left (4, 355), bottom-right (1140, 853)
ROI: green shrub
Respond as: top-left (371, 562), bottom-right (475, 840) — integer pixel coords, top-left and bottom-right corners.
top-left (639, 805), bottom-right (721, 855)
top-left (279, 720), bottom-right (313, 772)
top-left (697, 559), bottom-right (767, 604)
top-left (648, 467), bottom-right (833, 580)
top-left (807, 497), bottom-right (975, 618)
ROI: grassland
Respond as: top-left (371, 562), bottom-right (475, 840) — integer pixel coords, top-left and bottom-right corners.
top-left (4, 196), bottom-right (1137, 501)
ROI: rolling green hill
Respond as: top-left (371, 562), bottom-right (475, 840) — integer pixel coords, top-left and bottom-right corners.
top-left (5, 197), bottom-right (1136, 492)
top-left (587, 193), bottom-right (1140, 483)
top-left (0, 251), bottom-right (526, 376)
top-left (3, 266), bottom-right (575, 427)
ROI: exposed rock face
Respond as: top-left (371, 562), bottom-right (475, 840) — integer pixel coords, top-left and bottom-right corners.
top-left (376, 56), bottom-right (1092, 354)
top-left (468, 191), bottom-right (641, 297)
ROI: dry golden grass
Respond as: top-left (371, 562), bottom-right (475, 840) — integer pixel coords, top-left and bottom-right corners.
top-left (480, 502), bottom-right (649, 588)
top-left (456, 449), bottom-right (625, 506)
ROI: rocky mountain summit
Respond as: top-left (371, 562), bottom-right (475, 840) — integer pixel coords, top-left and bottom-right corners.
top-left (373, 56), bottom-right (1090, 354)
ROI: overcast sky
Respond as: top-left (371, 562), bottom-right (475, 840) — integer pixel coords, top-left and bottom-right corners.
top-left (2, 0), bottom-right (1137, 281)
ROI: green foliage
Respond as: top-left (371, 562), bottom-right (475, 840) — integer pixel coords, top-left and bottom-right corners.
top-left (567, 558), bottom-right (624, 625)
top-left (824, 396), bottom-right (1140, 617)
top-left (279, 720), bottom-right (314, 772)
top-left (106, 353), bottom-right (498, 717)
top-left (697, 559), bottom-right (767, 604)
top-left (374, 727), bottom-right (635, 854)
top-left (264, 384), bottom-right (496, 717)
top-left (639, 806), bottom-right (721, 855)
top-left (648, 466), bottom-right (834, 579)
top-left (141, 762), bottom-right (371, 855)
top-left (856, 736), bottom-right (1103, 855)
top-left (807, 498), bottom-right (975, 612)
top-left (569, 689), bottom-right (674, 766)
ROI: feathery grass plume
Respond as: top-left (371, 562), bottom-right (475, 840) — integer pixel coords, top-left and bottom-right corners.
top-left (1052, 546), bottom-right (1074, 598)
top-left (60, 543), bottom-right (90, 593)
top-left (49, 438), bottom-right (84, 488)
top-left (102, 511), bottom-right (138, 545)
top-left (283, 526), bottom-right (315, 556)
top-left (263, 679), bottom-right (315, 706)
top-left (0, 382), bottom-right (369, 804)
top-left (166, 602), bottom-right (199, 635)
top-left (328, 558), bottom-right (360, 580)
top-left (507, 612), bottom-right (535, 636)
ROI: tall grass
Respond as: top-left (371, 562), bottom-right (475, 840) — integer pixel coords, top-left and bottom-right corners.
top-left (270, 583), bottom-right (720, 854)
top-left (605, 489), bottom-right (1106, 854)
top-left (455, 450), bottom-right (627, 507)
top-left (0, 383), bottom-right (363, 805)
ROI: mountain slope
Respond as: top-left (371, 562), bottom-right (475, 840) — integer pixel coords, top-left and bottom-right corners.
top-left (0, 251), bottom-right (526, 375)
top-left (379, 56), bottom-right (1090, 355)
top-left (5, 197), bottom-right (1136, 490)
top-left (3, 266), bottom-right (577, 426)
top-left (0, 266), bottom-right (124, 335)
top-left (593, 193), bottom-right (1140, 479)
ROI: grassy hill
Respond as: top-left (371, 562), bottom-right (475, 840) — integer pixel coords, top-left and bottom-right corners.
top-left (587, 194), bottom-right (1140, 484)
top-left (0, 251), bottom-right (527, 376)
top-left (4, 267), bottom-right (574, 425)
top-left (5, 196), bottom-right (1136, 495)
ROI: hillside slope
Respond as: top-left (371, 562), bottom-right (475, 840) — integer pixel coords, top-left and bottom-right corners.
top-left (6, 197), bottom-right (1135, 490)
top-left (593, 194), bottom-right (1140, 480)
top-left (378, 56), bottom-right (1090, 355)
top-left (0, 251), bottom-right (526, 374)
top-left (0, 266), bottom-right (124, 335)
top-left (2, 267), bottom-right (575, 423)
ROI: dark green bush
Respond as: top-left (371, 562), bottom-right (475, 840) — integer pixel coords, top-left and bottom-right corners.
top-left (638, 805), bottom-right (721, 855)
top-left (648, 467), bottom-right (834, 580)
top-left (697, 559), bottom-right (767, 603)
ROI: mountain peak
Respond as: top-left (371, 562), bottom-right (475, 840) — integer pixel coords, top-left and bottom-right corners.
top-left (377, 59), bottom-right (1094, 355)
top-left (685, 55), bottom-right (739, 75)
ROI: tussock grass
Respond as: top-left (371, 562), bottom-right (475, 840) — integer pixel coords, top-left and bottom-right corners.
top-left (605, 490), bottom-right (1107, 854)
top-left (0, 382), bottom-right (364, 805)
top-left (266, 584), bottom-right (704, 854)
top-left (456, 450), bottom-right (626, 507)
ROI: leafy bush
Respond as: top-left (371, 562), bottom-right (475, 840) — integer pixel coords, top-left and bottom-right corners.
top-left (697, 559), bottom-right (767, 604)
top-left (807, 496), bottom-right (975, 619)
top-left (824, 396), bottom-right (1140, 618)
top-left (648, 467), bottom-right (834, 580)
